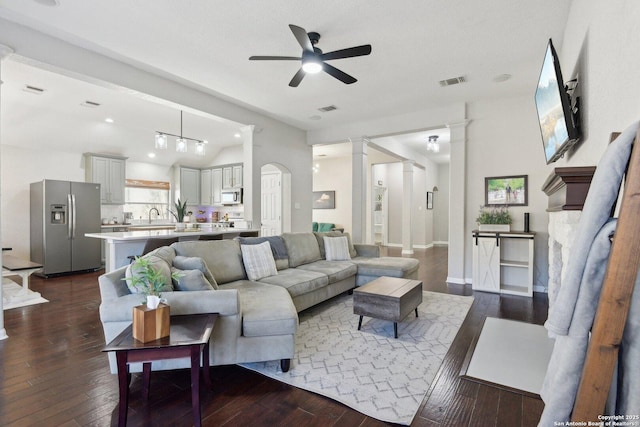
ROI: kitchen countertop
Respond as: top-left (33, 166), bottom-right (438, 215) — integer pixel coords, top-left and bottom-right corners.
top-left (86, 228), bottom-right (260, 241)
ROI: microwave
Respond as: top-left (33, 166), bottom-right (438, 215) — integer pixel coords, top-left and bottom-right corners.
top-left (221, 189), bottom-right (242, 205)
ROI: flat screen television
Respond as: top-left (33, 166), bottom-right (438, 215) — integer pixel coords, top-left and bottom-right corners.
top-left (535, 39), bottom-right (580, 164)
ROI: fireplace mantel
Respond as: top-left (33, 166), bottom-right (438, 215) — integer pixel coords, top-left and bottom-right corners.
top-left (541, 166), bottom-right (596, 211)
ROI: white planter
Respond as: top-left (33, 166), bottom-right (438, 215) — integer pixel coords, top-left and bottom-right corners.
top-left (175, 222), bottom-right (186, 231)
top-left (478, 224), bottom-right (511, 232)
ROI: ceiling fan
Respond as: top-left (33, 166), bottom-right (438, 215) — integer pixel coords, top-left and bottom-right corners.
top-left (249, 24), bottom-right (372, 87)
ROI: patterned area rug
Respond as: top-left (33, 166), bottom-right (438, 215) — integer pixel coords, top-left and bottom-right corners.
top-left (241, 291), bottom-right (474, 425)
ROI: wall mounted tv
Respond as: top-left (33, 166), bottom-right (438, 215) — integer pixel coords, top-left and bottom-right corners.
top-left (535, 38), bottom-right (580, 164)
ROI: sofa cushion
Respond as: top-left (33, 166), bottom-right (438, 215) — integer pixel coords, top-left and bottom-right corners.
top-left (258, 268), bottom-right (328, 297)
top-left (240, 241), bottom-right (278, 281)
top-left (172, 256), bottom-right (218, 289)
top-left (351, 256), bottom-right (420, 278)
top-left (171, 267), bottom-right (215, 291)
top-left (281, 233), bottom-right (322, 268)
top-left (236, 236), bottom-right (289, 270)
top-left (314, 231), bottom-right (357, 258)
top-left (323, 236), bottom-right (351, 261)
top-left (296, 260), bottom-right (357, 284)
top-left (219, 280), bottom-right (298, 337)
top-left (171, 240), bottom-right (246, 285)
top-left (124, 255), bottom-right (174, 294)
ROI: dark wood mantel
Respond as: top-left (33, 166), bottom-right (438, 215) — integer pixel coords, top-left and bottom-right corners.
top-left (542, 166), bottom-right (596, 211)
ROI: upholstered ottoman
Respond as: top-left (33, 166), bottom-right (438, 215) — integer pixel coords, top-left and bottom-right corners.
top-left (352, 257), bottom-right (420, 286)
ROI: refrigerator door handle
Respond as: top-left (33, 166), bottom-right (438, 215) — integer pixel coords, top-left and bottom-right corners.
top-left (71, 193), bottom-right (77, 239)
top-left (67, 194), bottom-right (73, 239)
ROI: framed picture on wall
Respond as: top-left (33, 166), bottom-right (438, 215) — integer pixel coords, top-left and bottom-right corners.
top-left (313, 191), bottom-right (335, 209)
top-left (426, 191), bottom-right (434, 209)
top-left (484, 175), bottom-right (528, 206)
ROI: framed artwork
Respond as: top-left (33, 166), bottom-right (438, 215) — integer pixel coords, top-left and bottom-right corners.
top-left (484, 175), bottom-right (528, 206)
top-left (313, 190), bottom-right (335, 209)
top-left (426, 191), bottom-right (433, 209)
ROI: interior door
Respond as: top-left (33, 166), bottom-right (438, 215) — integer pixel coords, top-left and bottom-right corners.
top-left (261, 171), bottom-right (282, 236)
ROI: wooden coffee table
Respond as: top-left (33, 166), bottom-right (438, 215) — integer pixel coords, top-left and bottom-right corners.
top-left (102, 313), bottom-right (218, 427)
top-left (353, 277), bottom-right (423, 338)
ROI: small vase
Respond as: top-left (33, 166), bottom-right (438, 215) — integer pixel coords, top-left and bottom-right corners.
top-left (175, 222), bottom-right (186, 232)
top-left (146, 295), bottom-right (161, 309)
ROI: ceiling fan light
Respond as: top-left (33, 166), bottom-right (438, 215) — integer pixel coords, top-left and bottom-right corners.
top-left (176, 138), bottom-right (187, 153)
top-left (302, 59), bottom-right (322, 74)
top-left (155, 133), bottom-right (168, 150)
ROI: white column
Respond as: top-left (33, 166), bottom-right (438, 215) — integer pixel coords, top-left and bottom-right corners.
top-left (0, 43), bottom-right (15, 340)
top-left (402, 160), bottom-right (415, 255)
top-left (351, 137), bottom-right (368, 243)
top-left (446, 120), bottom-right (469, 284)
top-left (241, 125), bottom-right (255, 230)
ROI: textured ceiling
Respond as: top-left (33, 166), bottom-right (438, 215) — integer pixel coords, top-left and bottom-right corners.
top-left (0, 0), bottom-right (572, 164)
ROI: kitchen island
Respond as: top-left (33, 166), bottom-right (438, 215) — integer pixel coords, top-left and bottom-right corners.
top-left (86, 228), bottom-right (259, 273)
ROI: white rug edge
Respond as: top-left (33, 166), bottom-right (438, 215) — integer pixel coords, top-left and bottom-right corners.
top-left (2, 281), bottom-right (49, 310)
top-left (240, 291), bottom-right (475, 425)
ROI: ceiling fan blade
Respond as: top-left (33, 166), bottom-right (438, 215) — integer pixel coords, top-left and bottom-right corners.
top-left (289, 68), bottom-right (306, 87)
top-left (289, 24), bottom-right (314, 52)
top-left (321, 44), bottom-right (372, 61)
top-left (322, 63), bottom-right (357, 84)
top-left (249, 56), bottom-right (301, 61)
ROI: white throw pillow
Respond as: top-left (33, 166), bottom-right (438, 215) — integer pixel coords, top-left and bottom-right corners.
top-left (241, 241), bottom-right (278, 281)
top-left (323, 236), bottom-right (351, 261)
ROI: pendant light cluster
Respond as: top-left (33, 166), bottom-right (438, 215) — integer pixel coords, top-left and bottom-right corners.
top-left (155, 110), bottom-right (207, 156)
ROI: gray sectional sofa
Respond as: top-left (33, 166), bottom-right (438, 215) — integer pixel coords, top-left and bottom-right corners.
top-left (98, 231), bottom-right (419, 374)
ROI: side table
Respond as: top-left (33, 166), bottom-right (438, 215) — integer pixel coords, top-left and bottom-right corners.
top-left (102, 313), bottom-right (218, 427)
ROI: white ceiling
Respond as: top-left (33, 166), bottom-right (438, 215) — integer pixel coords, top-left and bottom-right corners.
top-left (0, 0), bottom-right (572, 165)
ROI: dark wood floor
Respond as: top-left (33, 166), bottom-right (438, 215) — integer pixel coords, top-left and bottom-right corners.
top-left (0, 246), bottom-right (547, 426)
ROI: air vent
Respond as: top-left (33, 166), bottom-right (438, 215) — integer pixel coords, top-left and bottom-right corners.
top-left (23, 85), bottom-right (45, 94)
top-left (81, 100), bottom-right (101, 108)
top-left (439, 76), bottom-right (466, 87)
top-left (318, 105), bottom-right (337, 113)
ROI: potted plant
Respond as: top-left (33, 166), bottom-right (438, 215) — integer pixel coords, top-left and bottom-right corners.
top-left (123, 256), bottom-right (179, 307)
top-left (476, 205), bottom-right (512, 232)
top-left (168, 198), bottom-right (188, 230)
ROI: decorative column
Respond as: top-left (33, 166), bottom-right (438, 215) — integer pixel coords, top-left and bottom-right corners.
top-left (446, 121), bottom-right (468, 284)
top-left (402, 160), bottom-right (415, 254)
top-left (351, 137), bottom-right (368, 243)
top-left (0, 43), bottom-right (15, 340)
top-left (240, 125), bottom-right (255, 230)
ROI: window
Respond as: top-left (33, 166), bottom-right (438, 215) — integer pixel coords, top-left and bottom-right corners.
top-left (123, 180), bottom-right (170, 222)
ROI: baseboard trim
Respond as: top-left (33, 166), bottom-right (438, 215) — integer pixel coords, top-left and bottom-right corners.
top-left (433, 241), bottom-right (449, 246)
top-left (447, 276), bottom-right (466, 285)
top-left (401, 249), bottom-right (414, 255)
top-left (385, 243), bottom-right (434, 250)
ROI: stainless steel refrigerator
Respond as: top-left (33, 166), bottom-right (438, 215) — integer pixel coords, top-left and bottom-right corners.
top-left (30, 180), bottom-right (102, 276)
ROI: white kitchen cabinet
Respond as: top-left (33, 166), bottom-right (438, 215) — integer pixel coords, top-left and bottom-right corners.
top-left (222, 164), bottom-right (243, 189)
top-left (85, 153), bottom-right (127, 204)
top-left (179, 167), bottom-right (200, 205)
top-left (472, 230), bottom-right (535, 297)
top-left (212, 168), bottom-right (222, 205)
top-left (200, 169), bottom-right (212, 205)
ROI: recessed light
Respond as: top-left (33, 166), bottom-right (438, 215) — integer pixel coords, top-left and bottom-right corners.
top-left (105, 118), bottom-right (114, 123)
top-left (234, 133), bottom-right (241, 138)
top-left (147, 153), bottom-right (156, 158)
top-left (493, 74), bottom-right (512, 83)
top-left (33, 0), bottom-right (60, 6)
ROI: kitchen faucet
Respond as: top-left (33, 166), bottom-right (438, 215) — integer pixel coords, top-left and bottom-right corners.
top-left (148, 207), bottom-right (160, 224)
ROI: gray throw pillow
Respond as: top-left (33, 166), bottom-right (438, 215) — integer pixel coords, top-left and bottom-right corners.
top-left (172, 256), bottom-right (218, 289)
top-left (171, 267), bottom-right (215, 291)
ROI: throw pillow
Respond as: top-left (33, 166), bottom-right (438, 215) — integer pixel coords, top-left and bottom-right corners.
top-left (172, 256), bottom-right (218, 289)
top-left (171, 267), bottom-right (215, 292)
top-left (241, 241), bottom-right (278, 281)
top-left (323, 236), bottom-right (352, 261)
top-left (125, 255), bottom-right (174, 294)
